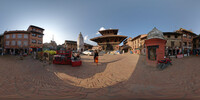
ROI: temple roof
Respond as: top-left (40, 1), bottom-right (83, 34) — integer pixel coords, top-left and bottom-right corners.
top-left (99, 29), bottom-right (118, 36)
top-left (131, 34), bottom-right (147, 41)
top-left (4, 30), bottom-right (30, 34)
top-left (147, 27), bottom-right (165, 40)
top-left (29, 25), bottom-right (44, 30)
top-left (176, 28), bottom-right (197, 36)
top-left (193, 35), bottom-right (200, 39)
top-left (90, 35), bottom-right (127, 41)
top-left (65, 40), bottom-right (77, 44)
top-left (163, 32), bottom-right (182, 35)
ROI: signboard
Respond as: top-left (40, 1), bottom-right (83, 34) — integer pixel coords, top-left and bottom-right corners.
top-left (177, 54), bottom-right (183, 58)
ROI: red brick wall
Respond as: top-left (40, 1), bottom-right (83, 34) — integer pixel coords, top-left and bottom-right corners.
top-left (145, 38), bottom-right (166, 66)
top-left (29, 33), bottom-right (43, 48)
top-left (28, 26), bottom-right (44, 48)
top-left (4, 33), bottom-right (30, 49)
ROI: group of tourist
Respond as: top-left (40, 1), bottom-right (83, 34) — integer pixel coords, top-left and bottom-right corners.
top-left (165, 48), bottom-right (200, 58)
top-left (193, 49), bottom-right (200, 56)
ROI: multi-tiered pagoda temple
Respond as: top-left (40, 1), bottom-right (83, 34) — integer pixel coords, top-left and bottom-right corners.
top-left (90, 28), bottom-right (127, 51)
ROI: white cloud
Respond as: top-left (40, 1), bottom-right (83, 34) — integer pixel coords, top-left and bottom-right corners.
top-left (96, 32), bottom-right (100, 35)
top-left (95, 27), bottom-right (106, 35)
top-left (99, 27), bottom-right (105, 31)
top-left (118, 32), bottom-right (121, 35)
top-left (84, 35), bottom-right (88, 41)
top-left (83, 35), bottom-right (97, 45)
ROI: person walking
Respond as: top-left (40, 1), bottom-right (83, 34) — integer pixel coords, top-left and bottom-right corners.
top-left (187, 48), bottom-right (190, 56)
top-left (19, 50), bottom-right (23, 60)
top-left (33, 51), bottom-right (37, 59)
top-left (197, 50), bottom-right (199, 56)
top-left (43, 52), bottom-right (48, 63)
top-left (94, 50), bottom-right (99, 66)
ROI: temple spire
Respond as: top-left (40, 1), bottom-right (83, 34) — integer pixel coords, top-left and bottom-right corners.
top-left (77, 32), bottom-right (84, 52)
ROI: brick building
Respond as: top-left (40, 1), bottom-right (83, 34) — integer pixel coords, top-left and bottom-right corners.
top-left (131, 34), bottom-right (147, 54)
top-left (43, 40), bottom-right (57, 50)
top-left (4, 31), bottom-right (30, 54)
top-left (193, 35), bottom-right (200, 49)
top-left (140, 35), bottom-right (147, 55)
top-left (121, 37), bottom-right (133, 53)
top-left (0, 34), bottom-right (3, 54)
top-left (176, 28), bottom-right (197, 51)
top-left (124, 37), bottom-right (133, 47)
top-left (64, 40), bottom-right (77, 50)
top-left (64, 40), bottom-right (93, 51)
top-left (92, 45), bottom-right (102, 51)
top-left (163, 32), bottom-right (182, 56)
top-left (27, 25), bottom-right (44, 52)
top-left (3, 25), bottom-right (44, 54)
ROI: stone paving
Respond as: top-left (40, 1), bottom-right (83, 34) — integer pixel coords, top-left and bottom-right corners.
top-left (0, 54), bottom-right (200, 100)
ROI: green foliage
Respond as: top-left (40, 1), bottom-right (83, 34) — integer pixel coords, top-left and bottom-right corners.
top-left (44, 50), bottom-right (56, 55)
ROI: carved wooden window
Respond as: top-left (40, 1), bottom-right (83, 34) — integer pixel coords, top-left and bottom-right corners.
top-left (107, 39), bottom-right (109, 42)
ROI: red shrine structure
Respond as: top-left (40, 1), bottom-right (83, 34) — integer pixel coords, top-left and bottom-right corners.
top-left (145, 27), bottom-right (167, 66)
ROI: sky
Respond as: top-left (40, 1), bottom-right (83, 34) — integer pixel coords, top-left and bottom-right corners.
top-left (0, 0), bottom-right (200, 45)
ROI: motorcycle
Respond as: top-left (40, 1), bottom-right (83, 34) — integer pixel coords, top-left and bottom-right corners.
top-left (157, 58), bottom-right (172, 70)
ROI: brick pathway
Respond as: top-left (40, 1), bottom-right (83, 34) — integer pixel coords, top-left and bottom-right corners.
top-left (0, 54), bottom-right (200, 100)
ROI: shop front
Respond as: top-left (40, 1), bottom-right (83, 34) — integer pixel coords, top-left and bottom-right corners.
top-left (0, 48), bottom-right (2, 55)
top-left (29, 46), bottom-right (43, 54)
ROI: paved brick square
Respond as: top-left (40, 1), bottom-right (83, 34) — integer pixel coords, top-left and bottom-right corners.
top-left (0, 54), bottom-right (200, 100)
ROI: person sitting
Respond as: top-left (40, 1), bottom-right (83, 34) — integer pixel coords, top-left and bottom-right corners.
top-left (43, 52), bottom-right (48, 63)
top-left (72, 52), bottom-right (80, 60)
